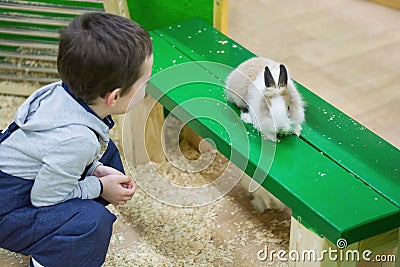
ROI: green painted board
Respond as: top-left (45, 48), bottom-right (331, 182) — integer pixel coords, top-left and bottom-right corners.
top-left (148, 32), bottom-right (400, 244)
top-left (153, 19), bottom-right (400, 209)
top-left (126, 0), bottom-right (213, 31)
top-left (298, 87), bottom-right (400, 207)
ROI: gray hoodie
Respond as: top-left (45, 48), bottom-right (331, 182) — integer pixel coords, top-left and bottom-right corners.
top-left (0, 81), bottom-right (110, 207)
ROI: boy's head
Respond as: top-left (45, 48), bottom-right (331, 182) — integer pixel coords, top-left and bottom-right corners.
top-left (57, 12), bottom-right (153, 104)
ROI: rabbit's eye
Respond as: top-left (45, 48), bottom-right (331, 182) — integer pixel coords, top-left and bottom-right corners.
top-left (287, 106), bottom-right (290, 111)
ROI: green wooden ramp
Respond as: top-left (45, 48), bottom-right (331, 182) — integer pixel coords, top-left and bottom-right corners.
top-left (146, 18), bottom-right (400, 245)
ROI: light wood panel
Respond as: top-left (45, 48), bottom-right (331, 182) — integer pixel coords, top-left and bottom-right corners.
top-left (369, 0), bottom-right (400, 9)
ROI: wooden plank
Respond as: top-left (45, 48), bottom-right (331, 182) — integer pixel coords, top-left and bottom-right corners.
top-left (289, 218), bottom-right (399, 267)
top-left (68, 0), bottom-right (103, 3)
top-left (0, 74), bottom-right (60, 82)
top-left (369, 0), bottom-right (400, 9)
top-left (213, 0), bottom-right (228, 34)
top-left (358, 228), bottom-right (398, 255)
top-left (121, 97), bottom-right (165, 165)
top-left (0, 1), bottom-right (102, 15)
top-left (289, 216), bottom-right (359, 267)
top-left (0, 27), bottom-right (59, 39)
top-left (122, 0), bottom-right (213, 31)
top-left (32, 0), bottom-right (103, 7)
top-left (153, 18), bottom-right (400, 208)
top-left (40, 0), bottom-right (103, 3)
top-left (0, 62), bottom-right (58, 74)
top-left (0, 50), bottom-right (56, 61)
top-left (297, 84), bottom-right (400, 208)
top-left (147, 27), bottom-right (400, 244)
top-left (0, 14), bottom-right (70, 27)
top-left (102, 0), bottom-right (130, 17)
top-left (0, 3), bottom-right (86, 16)
top-left (0, 38), bottom-right (58, 50)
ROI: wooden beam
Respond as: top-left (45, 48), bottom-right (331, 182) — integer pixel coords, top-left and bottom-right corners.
top-left (0, 62), bottom-right (58, 74)
top-left (120, 96), bottom-right (165, 166)
top-left (0, 39), bottom-right (58, 50)
top-left (102, 0), bottom-right (130, 17)
top-left (0, 50), bottom-right (56, 61)
top-left (213, 0), bottom-right (228, 34)
top-left (289, 216), bottom-right (361, 267)
top-left (368, 0), bottom-right (400, 9)
top-left (0, 3), bottom-right (91, 15)
top-left (289, 217), bottom-right (399, 267)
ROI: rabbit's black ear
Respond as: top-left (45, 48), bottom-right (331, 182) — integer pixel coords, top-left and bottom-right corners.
top-left (264, 66), bottom-right (275, 88)
top-left (278, 64), bottom-right (288, 87)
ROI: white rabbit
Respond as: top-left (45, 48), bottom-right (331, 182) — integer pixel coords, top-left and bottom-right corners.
top-left (225, 57), bottom-right (305, 142)
top-left (225, 57), bottom-right (304, 212)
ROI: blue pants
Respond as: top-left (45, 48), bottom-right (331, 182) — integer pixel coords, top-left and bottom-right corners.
top-left (0, 140), bottom-right (124, 267)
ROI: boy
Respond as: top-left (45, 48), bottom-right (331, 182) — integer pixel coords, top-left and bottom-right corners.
top-left (0, 12), bottom-right (153, 266)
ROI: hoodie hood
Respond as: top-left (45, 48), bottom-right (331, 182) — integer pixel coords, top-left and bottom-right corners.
top-left (14, 81), bottom-right (110, 144)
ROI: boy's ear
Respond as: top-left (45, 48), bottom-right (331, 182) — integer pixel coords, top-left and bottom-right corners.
top-left (105, 88), bottom-right (121, 107)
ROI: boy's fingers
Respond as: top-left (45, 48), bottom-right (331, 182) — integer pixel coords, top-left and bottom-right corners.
top-left (106, 174), bottom-right (131, 184)
top-left (122, 187), bottom-right (136, 197)
top-left (121, 182), bottom-right (135, 189)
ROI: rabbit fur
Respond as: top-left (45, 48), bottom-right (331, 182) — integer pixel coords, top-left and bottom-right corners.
top-left (225, 57), bottom-right (305, 142)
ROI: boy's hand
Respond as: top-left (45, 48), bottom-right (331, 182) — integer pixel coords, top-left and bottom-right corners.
top-left (93, 165), bottom-right (123, 177)
top-left (99, 174), bottom-right (136, 206)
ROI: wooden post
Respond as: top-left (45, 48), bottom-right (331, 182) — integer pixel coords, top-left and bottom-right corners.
top-left (213, 0), bottom-right (228, 34)
top-left (102, 0), bottom-right (131, 17)
top-left (289, 217), bottom-right (399, 267)
top-left (367, 0), bottom-right (400, 9)
top-left (103, 0), bottom-right (165, 166)
top-left (289, 217), bottom-right (356, 267)
top-left (119, 97), bottom-right (165, 166)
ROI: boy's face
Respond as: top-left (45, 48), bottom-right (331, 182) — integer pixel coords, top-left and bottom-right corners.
top-left (118, 54), bottom-right (154, 113)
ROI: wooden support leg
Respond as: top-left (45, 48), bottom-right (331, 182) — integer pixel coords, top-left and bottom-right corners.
top-left (357, 226), bottom-right (398, 267)
top-left (181, 126), bottom-right (202, 151)
top-left (103, 0), bottom-right (130, 17)
top-left (289, 216), bottom-right (357, 267)
top-left (119, 96), bottom-right (165, 167)
top-left (181, 125), bottom-right (216, 154)
top-left (213, 0), bottom-right (228, 34)
top-left (289, 217), bottom-right (399, 267)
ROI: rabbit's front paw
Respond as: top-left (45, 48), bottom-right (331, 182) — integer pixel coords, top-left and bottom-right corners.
top-left (251, 196), bottom-right (267, 213)
top-left (240, 111), bottom-right (252, 124)
top-left (293, 124), bottom-right (302, 137)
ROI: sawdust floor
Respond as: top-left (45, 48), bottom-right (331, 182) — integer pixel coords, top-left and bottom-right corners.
top-left (0, 94), bottom-right (291, 266)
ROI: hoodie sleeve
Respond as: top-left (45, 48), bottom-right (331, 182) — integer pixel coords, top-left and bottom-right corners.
top-left (30, 136), bottom-right (102, 207)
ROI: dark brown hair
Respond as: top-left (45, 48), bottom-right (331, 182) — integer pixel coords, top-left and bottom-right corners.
top-left (57, 12), bottom-right (153, 104)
